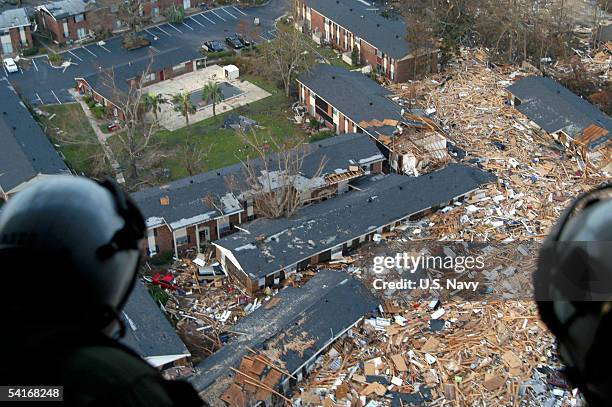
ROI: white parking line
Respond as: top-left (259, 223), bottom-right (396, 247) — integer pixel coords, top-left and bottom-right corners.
top-left (222, 7), bottom-right (237, 19)
top-left (82, 46), bottom-right (97, 57)
top-left (182, 21), bottom-right (194, 30)
top-left (2, 64), bottom-right (7, 76)
top-left (35, 93), bottom-right (43, 104)
top-left (189, 16), bottom-right (205, 28)
top-left (50, 90), bottom-right (62, 104)
top-left (168, 23), bottom-right (182, 33)
top-left (259, 34), bottom-right (269, 42)
top-left (155, 25), bottom-right (172, 36)
top-left (68, 49), bottom-right (83, 61)
top-left (99, 43), bottom-right (112, 53)
top-left (210, 10), bottom-right (226, 22)
top-left (32, 58), bottom-right (38, 72)
top-left (19, 66), bottom-right (23, 74)
top-left (149, 45), bottom-right (159, 53)
top-left (200, 13), bottom-right (216, 24)
top-left (232, 6), bottom-right (247, 16)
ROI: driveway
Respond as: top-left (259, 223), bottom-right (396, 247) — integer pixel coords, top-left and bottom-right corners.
top-left (4, 0), bottom-right (288, 106)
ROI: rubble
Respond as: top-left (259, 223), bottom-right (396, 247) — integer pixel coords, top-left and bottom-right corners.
top-left (390, 48), bottom-right (609, 242)
top-left (291, 300), bottom-right (578, 406)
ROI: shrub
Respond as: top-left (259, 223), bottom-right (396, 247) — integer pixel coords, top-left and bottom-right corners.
top-left (206, 49), bottom-right (236, 59)
top-left (351, 47), bottom-right (359, 66)
top-left (91, 105), bottom-right (106, 119)
top-left (148, 284), bottom-right (170, 306)
top-left (48, 52), bottom-right (62, 66)
top-left (22, 47), bottom-right (38, 57)
top-left (165, 5), bottom-right (185, 24)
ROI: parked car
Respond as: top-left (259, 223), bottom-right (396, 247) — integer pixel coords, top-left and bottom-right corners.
top-left (235, 33), bottom-right (252, 47)
top-left (225, 35), bottom-right (244, 49)
top-left (107, 121), bottom-right (120, 132)
top-left (202, 40), bottom-right (225, 53)
top-left (3, 58), bottom-right (18, 73)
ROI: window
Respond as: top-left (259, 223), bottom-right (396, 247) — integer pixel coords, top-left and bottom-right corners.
top-left (74, 14), bottom-right (84, 23)
top-left (144, 72), bottom-right (156, 82)
top-left (175, 228), bottom-right (189, 246)
top-left (152, 7), bottom-right (159, 17)
top-left (62, 21), bottom-right (69, 38)
top-left (172, 63), bottom-right (185, 72)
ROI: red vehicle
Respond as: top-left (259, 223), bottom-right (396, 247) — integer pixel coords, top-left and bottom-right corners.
top-left (107, 122), bottom-right (120, 132)
top-left (151, 272), bottom-right (177, 290)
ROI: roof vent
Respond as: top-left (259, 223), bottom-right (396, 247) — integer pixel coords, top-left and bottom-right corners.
top-left (376, 23), bottom-right (380, 27)
top-left (369, 102), bottom-right (373, 106)
top-left (217, 172), bottom-right (221, 176)
top-left (2, 111), bottom-right (6, 115)
top-left (332, 75), bottom-right (336, 79)
top-left (349, 8), bottom-right (352, 11)
top-left (190, 180), bottom-right (194, 184)
top-left (160, 196), bottom-right (170, 205)
top-left (396, 35), bottom-right (400, 39)
top-left (360, 15), bottom-right (364, 18)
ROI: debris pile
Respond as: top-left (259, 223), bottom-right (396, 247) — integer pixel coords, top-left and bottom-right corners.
top-left (391, 49), bottom-right (609, 242)
top-left (221, 351), bottom-right (293, 406)
top-left (292, 300), bottom-right (577, 406)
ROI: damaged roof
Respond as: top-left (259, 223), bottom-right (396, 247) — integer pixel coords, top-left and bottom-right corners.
top-left (132, 134), bottom-right (383, 229)
top-left (304, 0), bottom-right (409, 59)
top-left (0, 8), bottom-right (29, 29)
top-left (298, 64), bottom-right (405, 126)
top-left (507, 76), bottom-right (612, 145)
top-left (214, 163), bottom-right (496, 280)
top-left (40, 0), bottom-right (93, 18)
top-left (0, 79), bottom-right (70, 193)
top-left (190, 270), bottom-right (378, 394)
top-left (120, 280), bottom-right (190, 366)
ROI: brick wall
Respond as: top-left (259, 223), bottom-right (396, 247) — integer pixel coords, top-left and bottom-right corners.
top-left (310, 9), bottom-right (325, 35)
top-left (359, 40), bottom-right (378, 71)
top-left (371, 161), bottom-right (383, 174)
top-left (395, 52), bottom-right (438, 82)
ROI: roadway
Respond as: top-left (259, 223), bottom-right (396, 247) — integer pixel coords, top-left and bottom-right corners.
top-left (4, 0), bottom-right (288, 106)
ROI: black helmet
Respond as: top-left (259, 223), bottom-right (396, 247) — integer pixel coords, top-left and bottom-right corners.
top-left (0, 176), bottom-right (145, 329)
top-left (535, 184), bottom-right (612, 406)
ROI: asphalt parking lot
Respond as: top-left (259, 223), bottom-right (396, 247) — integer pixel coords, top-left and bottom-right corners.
top-left (4, 1), bottom-right (286, 106)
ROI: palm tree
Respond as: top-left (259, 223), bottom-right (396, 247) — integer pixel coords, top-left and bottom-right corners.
top-left (202, 81), bottom-right (224, 117)
top-left (142, 93), bottom-right (166, 122)
top-left (172, 92), bottom-right (196, 127)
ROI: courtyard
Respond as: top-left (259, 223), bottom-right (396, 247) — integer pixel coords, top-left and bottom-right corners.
top-left (144, 65), bottom-right (271, 131)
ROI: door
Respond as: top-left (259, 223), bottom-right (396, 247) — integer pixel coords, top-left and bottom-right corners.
top-left (199, 227), bottom-right (210, 242)
top-left (1, 34), bottom-right (12, 54)
top-left (183, 0), bottom-right (190, 9)
top-left (77, 27), bottom-right (86, 40)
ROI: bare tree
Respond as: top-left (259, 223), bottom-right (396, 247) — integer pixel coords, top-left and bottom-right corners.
top-left (262, 27), bottom-right (315, 97)
top-left (104, 57), bottom-right (161, 182)
top-left (179, 135), bottom-right (212, 176)
top-left (233, 130), bottom-right (327, 219)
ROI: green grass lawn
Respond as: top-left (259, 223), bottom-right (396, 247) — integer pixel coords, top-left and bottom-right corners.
top-left (152, 78), bottom-right (310, 180)
top-left (39, 103), bottom-right (107, 176)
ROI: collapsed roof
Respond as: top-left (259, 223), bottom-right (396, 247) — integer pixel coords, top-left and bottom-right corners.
top-left (507, 76), bottom-right (611, 149)
top-left (214, 163), bottom-right (496, 280)
top-left (190, 270), bottom-right (378, 396)
top-left (132, 133), bottom-right (383, 230)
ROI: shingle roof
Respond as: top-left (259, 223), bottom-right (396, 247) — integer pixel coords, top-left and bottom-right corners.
top-left (0, 8), bottom-right (29, 29)
top-left (0, 79), bottom-right (70, 193)
top-left (41, 0), bottom-right (92, 19)
top-left (190, 270), bottom-right (378, 394)
top-left (507, 76), bottom-right (612, 144)
top-left (78, 46), bottom-right (203, 105)
top-left (120, 280), bottom-right (190, 363)
top-left (298, 64), bottom-right (404, 126)
top-left (305, 0), bottom-right (409, 59)
top-left (214, 163), bottom-right (496, 280)
top-left (131, 133), bottom-right (383, 228)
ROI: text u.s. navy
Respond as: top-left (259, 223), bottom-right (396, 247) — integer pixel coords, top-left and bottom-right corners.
top-left (372, 278), bottom-right (480, 291)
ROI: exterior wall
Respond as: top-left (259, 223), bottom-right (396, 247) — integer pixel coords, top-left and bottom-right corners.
top-left (371, 161), bottom-right (383, 174)
top-left (395, 52), bottom-right (439, 82)
top-left (37, 9), bottom-right (95, 44)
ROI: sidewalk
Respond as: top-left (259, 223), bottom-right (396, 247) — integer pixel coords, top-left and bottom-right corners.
top-left (70, 89), bottom-right (125, 184)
